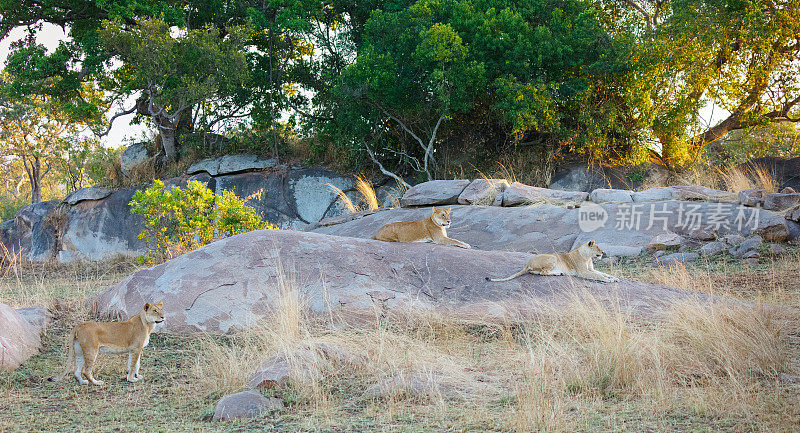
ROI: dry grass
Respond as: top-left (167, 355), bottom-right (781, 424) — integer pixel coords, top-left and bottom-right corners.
top-left (723, 165), bottom-right (779, 193)
top-left (326, 174), bottom-right (381, 214)
top-left (639, 164), bottom-right (781, 193)
top-left (2, 251), bottom-right (799, 431)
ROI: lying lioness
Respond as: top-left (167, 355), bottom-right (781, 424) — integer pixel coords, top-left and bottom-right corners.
top-left (373, 206), bottom-right (471, 248)
top-left (488, 241), bottom-right (619, 283)
top-left (50, 302), bottom-right (164, 385)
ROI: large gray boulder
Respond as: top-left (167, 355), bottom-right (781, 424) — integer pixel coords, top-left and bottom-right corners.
top-left (401, 180), bottom-right (471, 207)
top-left (58, 187), bottom-right (147, 262)
top-left (458, 179), bottom-right (509, 205)
top-left (314, 202), bottom-right (789, 257)
top-left (94, 229), bottom-right (716, 333)
top-left (0, 200), bottom-right (60, 262)
top-left (286, 168), bottom-right (355, 225)
top-left (0, 302), bottom-right (41, 370)
top-left (548, 163), bottom-right (635, 192)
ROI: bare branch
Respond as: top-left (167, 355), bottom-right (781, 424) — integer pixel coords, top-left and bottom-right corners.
top-left (97, 104), bottom-right (138, 137)
top-left (363, 143), bottom-right (411, 189)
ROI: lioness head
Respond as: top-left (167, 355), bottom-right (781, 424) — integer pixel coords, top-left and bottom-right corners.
top-left (143, 302), bottom-right (165, 324)
top-left (579, 240), bottom-right (604, 260)
top-left (431, 207), bottom-right (452, 228)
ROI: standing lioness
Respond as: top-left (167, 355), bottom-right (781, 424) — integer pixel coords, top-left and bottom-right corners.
top-left (373, 207), bottom-right (471, 248)
top-left (488, 241), bottom-right (619, 283)
top-left (50, 302), bottom-right (164, 385)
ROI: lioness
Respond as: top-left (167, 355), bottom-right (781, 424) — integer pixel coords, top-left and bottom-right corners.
top-left (373, 206), bottom-right (471, 248)
top-left (50, 302), bottom-right (164, 385)
top-left (488, 241), bottom-right (619, 283)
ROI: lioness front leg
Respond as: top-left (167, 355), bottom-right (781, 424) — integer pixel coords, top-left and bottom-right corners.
top-left (577, 270), bottom-right (619, 283)
top-left (433, 234), bottom-right (471, 249)
top-left (127, 349), bottom-right (143, 382)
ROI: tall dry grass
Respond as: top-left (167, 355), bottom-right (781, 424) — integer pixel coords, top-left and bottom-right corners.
top-left (723, 165), bottom-right (779, 193)
top-left (326, 175), bottom-right (382, 214)
top-left (192, 271), bottom-right (794, 431)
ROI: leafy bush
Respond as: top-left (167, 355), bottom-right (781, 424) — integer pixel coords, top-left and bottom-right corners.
top-left (129, 180), bottom-right (273, 263)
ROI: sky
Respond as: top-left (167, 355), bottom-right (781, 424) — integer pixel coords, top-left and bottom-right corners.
top-left (0, 24), bottom-right (149, 149)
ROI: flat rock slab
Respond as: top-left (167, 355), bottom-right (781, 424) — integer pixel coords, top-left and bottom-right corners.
top-left (187, 154), bottom-right (278, 176)
top-left (313, 202), bottom-right (789, 256)
top-left (0, 302), bottom-right (41, 370)
top-left (64, 187), bottom-right (113, 205)
top-left (95, 230), bottom-right (716, 334)
top-left (502, 182), bottom-right (589, 206)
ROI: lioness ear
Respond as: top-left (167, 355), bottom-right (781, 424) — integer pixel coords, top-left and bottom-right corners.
top-left (144, 303), bottom-right (151, 311)
top-left (157, 301), bottom-right (163, 307)
top-left (432, 206), bottom-right (437, 211)
top-left (588, 240), bottom-right (595, 247)
top-left (446, 207), bottom-right (451, 211)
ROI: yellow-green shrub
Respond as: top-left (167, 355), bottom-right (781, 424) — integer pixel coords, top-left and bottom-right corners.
top-left (130, 180), bottom-right (273, 263)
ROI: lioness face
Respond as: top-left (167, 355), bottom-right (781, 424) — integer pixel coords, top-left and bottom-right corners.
top-left (431, 207), bottom-right (452, 228)
top-left (582, 240), bottom-right (604, 259)
top-left (143, 302), bottom-right (165, 324)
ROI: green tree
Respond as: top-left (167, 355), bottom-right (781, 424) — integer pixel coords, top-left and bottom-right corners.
top-left (0, 72), bottom-right (85, 203)
top-left (98, 17), bottom-right (252, 162)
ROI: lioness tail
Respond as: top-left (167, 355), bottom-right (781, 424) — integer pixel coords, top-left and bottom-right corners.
top-left (49, 328), bottom-right (77, 382)
top-left (487, 268), bottom-right (528, 282)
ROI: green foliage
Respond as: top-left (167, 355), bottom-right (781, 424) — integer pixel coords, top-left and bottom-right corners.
top-left (129, 180), bottom-right (273, 263)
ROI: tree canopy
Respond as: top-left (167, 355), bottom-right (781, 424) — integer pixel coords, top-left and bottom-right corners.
top-left (1, 0), bottom-right (798, 182)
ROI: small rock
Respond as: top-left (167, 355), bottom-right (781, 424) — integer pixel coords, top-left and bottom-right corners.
top-left (763, 193), bottom-right (800, 211)
top-left (721, 234), bottom-right (745, 246)
top-left (738, 189), bottom-right (765, 207)
top-left (653, 250), bottom-right (668, 258)
top-left (213, 390), bottom-right (283, 421)
top-left (781, 187), bottom-right (797, 194)
top-left (788, 208), bottom-right (800, 223)
top-left (700, 241), bottom-right (728, 256)
top-left (457, 179), bottom-right (509, 206)
top-left (742, 257), bottom-right (760, 266)
top-left (120, 142), bottom-right (150, 176)
top-left (646, 233), bottom-right (684, 251)
top-left (685, 227), bottom-right (716, 241)
top-left (656, 252), bottom-right (699, 266)
top-left (742, 250), bottom-right (760, 259)
top-left (364, 372), bottom-right (458, 399)
top-left (589, 188), bottom-right (633, 203)
top-left (401, 180), bottom-right (471, 206)
top-left (767, 244), bottom-right (787, 255)
top-left (730, 235), bottom-right (763, 258)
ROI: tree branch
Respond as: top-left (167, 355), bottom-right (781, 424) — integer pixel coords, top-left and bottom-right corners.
top-left (97, 104), bottom-right (138, 137)
top-left (363, 143), bottom-right (411, 189)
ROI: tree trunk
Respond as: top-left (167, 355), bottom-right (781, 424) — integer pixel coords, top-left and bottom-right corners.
top-left (30, 156), bottom-right (42, 204)
top-left (161, 127), bottom-right (178, 163)
top-left (660, 137), bottom-right (691, 169)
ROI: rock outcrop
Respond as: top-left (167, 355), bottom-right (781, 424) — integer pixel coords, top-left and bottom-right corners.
top-left (94, 229), bottom-right (715, 333)
top-left (314, 202), bottom-right (788, 257)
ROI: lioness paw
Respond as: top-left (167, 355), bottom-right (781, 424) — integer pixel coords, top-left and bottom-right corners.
top-left (459, 243), bottom-right (472, 249)
top-left (605, 276), bottom-right (620, 283)
top-left (127, 376), bottom-right (140, 383)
